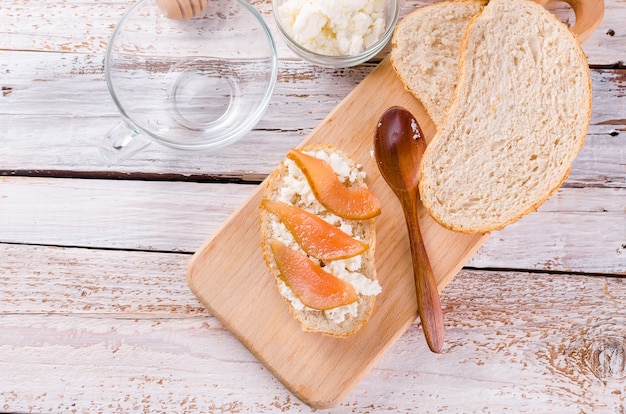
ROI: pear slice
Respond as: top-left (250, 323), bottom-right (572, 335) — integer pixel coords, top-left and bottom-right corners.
top-left (269, 239), bottom-right (358, 310)
top-left (287, 149), bottom-right (381, 220)
top-left (262, 199), bottom-right (368, 260)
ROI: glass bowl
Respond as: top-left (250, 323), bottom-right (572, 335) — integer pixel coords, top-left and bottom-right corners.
top-left (272, 0), bottom-right (400, 68)
top-left (102, 0), bottom-right (278, 163)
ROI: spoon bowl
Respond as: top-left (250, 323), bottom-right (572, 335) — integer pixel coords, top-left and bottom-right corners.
top-left (375, 107), bottom-right (424, 191)
top-left (374, 106), bottom-right (445, 353)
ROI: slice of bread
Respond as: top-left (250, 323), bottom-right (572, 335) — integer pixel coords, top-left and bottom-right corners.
top-left (260, 144), bottom-right (381, 337)
top-left (391, 0), bottom-right (487, 129)
top-left (417, 0), bottom-right (592, 233)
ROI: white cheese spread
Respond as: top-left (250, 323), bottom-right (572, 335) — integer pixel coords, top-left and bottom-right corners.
top-left (272, 150), bottom-right (381, 323)
top-left (277, 0), bottom-right (386, 56)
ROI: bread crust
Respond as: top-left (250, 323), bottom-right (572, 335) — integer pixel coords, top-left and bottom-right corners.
top-left (260, 144), bottom-right (379, 337)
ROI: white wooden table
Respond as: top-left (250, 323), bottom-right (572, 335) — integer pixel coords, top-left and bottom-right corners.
top-left (1, 0), bottom-right (625, 412)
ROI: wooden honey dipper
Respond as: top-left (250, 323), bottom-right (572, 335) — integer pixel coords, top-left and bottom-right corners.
top-left (156, 0), bottom-right (209, 20)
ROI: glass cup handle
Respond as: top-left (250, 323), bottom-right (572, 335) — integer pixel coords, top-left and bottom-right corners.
top-left (100, 120), bottom-right (152, 164)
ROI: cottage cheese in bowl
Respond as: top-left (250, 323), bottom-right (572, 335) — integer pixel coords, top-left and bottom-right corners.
top-left (277, 0), bottom-right (386, 56)
top-left (272, 0), bottom-right (399, 67)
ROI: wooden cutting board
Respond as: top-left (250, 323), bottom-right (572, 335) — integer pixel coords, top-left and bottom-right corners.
top-left (187, 1), bottom-right (602, 408)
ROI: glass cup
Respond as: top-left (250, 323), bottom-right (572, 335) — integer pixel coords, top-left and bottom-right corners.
top-left (102, 0), bottom-right (278, 163)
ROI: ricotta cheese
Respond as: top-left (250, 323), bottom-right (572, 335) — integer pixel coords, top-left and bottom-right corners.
top-left (277, 0), bottom-right (386, 56)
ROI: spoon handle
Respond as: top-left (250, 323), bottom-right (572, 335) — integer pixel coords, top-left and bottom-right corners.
top-left (157, 0), bottom-right (208, 20)
top-left (400, 190), bottom-right (445, 354)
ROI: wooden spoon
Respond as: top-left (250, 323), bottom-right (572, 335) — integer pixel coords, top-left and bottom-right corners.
top-left (156, 0), bottom-right (208, 20)
top-left (374, 106), bottom-right (445, 353)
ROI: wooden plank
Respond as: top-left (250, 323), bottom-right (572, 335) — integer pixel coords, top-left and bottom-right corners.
top-left (0, 50), bottom-right (366, 127)
top-left (468, 186), bottom-right (626, 273)
top-left (0, 176), bottom-right (257, 252)
top-left (1, 48), bottom-right (624, 180)
top-left (1, 244), bottom-right (624, 412)
top-left (0, 244), bottom-right (199, 315)
top-left (0, 176), bottom-right (623, 273)
top-left (0, 0), bottom-right (624, 64)
top-left (0, 52), bottom-right (370, 177)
